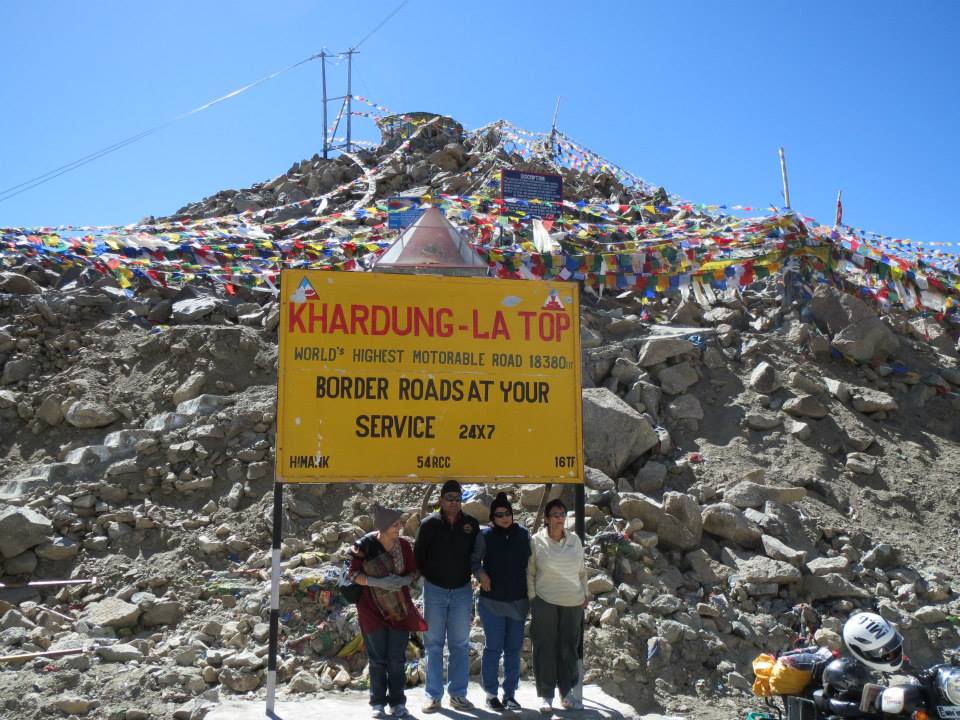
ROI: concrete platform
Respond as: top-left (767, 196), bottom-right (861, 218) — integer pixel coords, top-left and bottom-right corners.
top-left (206, 681), bottom-right (641, 720)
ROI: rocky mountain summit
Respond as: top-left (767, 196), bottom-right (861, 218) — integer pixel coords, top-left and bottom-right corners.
top-left (1, 113), bottom-right (959, 719)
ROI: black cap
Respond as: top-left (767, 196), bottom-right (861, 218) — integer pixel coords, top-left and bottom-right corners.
top-left (440, 479), bottom-right (462, 496)
top-left (489, 492), bottom-right (513, 521)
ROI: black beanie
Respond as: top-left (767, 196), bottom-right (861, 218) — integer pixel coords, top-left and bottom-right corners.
top-left (440, 479), bottom-right (462, 496)
top-left (489, 492), bottom-right (513, 521)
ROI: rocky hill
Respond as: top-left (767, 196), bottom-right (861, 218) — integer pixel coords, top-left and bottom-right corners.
top-left (1, 112), bottom-right (959, 719)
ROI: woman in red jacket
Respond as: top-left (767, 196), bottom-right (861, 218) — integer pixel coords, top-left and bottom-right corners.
top-left (349, 504), bottom-right (427, 719)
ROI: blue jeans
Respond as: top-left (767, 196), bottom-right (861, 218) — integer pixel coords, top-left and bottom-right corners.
top-left (422, 579), bottom-right (473, 700)
top-left (477, 599), bottom-right (525, 699)
top-left (364, 627), bottom-right (408, 708)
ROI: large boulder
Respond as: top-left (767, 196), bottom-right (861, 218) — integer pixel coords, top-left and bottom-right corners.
top-left (35, 537), bottom-right (80, 560)
top-left (831, 407), bottom-right (876, 451)
top-left (782, 395), bottom-right (827, 419)
top-left (617, 492), bottom-right (699, 551)
top-left (834, 322), bottom-right (899, 362)
top-left (80, 597), bottom-right (141, 628)
top-left (803, 573), bottom-right (870, 601)
top-left (172, 297), bottom-right (220, 323)
top-left (35, 394), bottom-right (65, 425)
top-left (661, 492), bottom-right (703, 550)
top-left (1, 356), bottom-right (33, 385)
top-left (634, 461), bottom-right (667, 492)
top-left (809, 286), bottom-right (898, 361)
top-left (701, 503), bottom-right (761, 547)
top-left (704, 307), bottom-right (745, 328)
top-left (845, 452), bottom-right (876, 475)
top-left (636, 337), bottom-right (697, 367)
top-left (657, 362), bottom-right (699, 395)
top-left (141, 600), bottom-right (183, 627)
top-left (810, 285), bottom-right (876, 336)
top-left (172, 373), bottom-right (207, 405)
top-left (582, 388), bottom-right (659, 477)
top-left (0, 506), bottom-right (54, 558)
top-left (734, 555), bottom-right (803, 584)
top-left (749, 361), bottom-right (782, 394)
top-left (850, 387), bottom-right (898, 414)
top-left (806, 556), bottom-right (851, 576)
top-left (584, 466), bottom-right (616, 492)
top-left (0, 272), bottom-right (41, 294)
top-left (64, 400), bottom-right (118, 428)
top-left (617, 492), bottom-right (666, 528)
top-left (97, 643), bottom-right (145, 663)
top-left (761, 534), bottom-right (807, 567)
top-left (666, 394), bottom-right (703, 421)
top-left (686, 548), bottom-right (734, 585)
top-left (723, 481), bottom-right (806, 509)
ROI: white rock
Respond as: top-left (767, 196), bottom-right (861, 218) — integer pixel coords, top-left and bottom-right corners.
top-left (80, 597), bottom-right (141, 628)
top-left (97, 643), bottom-right (145, 663)
top-left (0, 506), bottom-right (54, 558)
top-left (806, 556), bottom-right (850, 576)
top-left (587, 574), bottom-right (615, 594)
top-left (845, 452), bottom-right (876, 475)
top-left (64, 400), bottom-right (118, 428)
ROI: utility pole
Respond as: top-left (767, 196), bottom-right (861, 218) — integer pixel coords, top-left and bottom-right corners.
top-left (346, 49), bottom-right (357, 152)
top-left (321, 52), bottom-right (329, 160)
top-left (548, 96), bottom-right (561, 160)
top-left (779, 146), bottom-right (791, 210)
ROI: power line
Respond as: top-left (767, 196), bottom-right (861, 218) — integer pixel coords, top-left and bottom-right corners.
top-left (0, 53), bottom-right (320, 205)
top-left (1, 2), bottom-right (409, 206)
top-left (352, 0), bottom-right (407, 51)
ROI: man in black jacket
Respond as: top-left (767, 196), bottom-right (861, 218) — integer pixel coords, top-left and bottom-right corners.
top-left (414, 479), bottom-right (480, 713)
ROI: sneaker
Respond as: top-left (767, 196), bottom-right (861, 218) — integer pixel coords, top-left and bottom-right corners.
top-left (422, 697), bottom-right (442, 714)
top-left (372, 705), bottom-right (387, 719)
top-left (539, 697), bottom-right (553, 713)
top-left (503, 697), bottom-right (522, 712)
top-left (485, 695), bottom-right (505, 711)
top-left (561, 694), bottom-right (583, 711)
top-left (449, 696), bottom-right (475, 711)
top-left (391, 705), bottom-right (409, 718)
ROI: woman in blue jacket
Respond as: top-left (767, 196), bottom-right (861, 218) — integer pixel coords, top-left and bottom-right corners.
top-left (471, 492), bottom-right (531, 712)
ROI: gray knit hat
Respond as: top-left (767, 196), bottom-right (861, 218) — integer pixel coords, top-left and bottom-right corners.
top-left (372, 503), bottom-right (403, 532)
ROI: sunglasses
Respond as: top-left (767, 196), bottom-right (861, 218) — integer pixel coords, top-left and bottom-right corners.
top-left (441, 494), bottom-right (462, 502)
top-left (493, 511), bottom-right (512, 518)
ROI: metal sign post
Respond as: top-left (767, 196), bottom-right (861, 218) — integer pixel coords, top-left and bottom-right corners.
top-left (265, 482), bottom-right (284, 714)
top-left (779, 146), bottom-right (791, 209)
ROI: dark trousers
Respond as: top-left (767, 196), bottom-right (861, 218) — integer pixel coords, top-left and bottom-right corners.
top-left (364, 627), bottom-right (409, 707)
top-left (531, 596), bottom-right (582, 699)
top-left (478, 600), bottom-right (525, 698)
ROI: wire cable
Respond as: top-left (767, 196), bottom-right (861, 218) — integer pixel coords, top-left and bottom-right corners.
top-left (352, 1), bottom-right (407, 51)
top-left (0, 3), bottom-right (408, 205)
top-left (0, 53), bottom-right (321, 204)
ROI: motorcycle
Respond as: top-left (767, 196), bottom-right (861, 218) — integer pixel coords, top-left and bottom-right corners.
top-left (748, 663), bottom-right (960, 720)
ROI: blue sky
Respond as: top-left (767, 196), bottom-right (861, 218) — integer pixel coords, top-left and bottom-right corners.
top-left (2, 1), bottom-right (958, 255)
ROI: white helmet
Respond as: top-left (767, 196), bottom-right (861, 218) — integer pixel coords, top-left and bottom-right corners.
top-left (842, 612), bottom-right (904, 672)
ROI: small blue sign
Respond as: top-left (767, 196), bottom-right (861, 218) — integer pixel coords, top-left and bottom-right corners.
top-left (501, 169), bottom-right (563, 219)
top-left (387, 197), bottom-right (442, 230)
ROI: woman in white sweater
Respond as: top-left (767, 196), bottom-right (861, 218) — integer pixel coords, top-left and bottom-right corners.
top-left (527, 498), bottom-right (589, 712)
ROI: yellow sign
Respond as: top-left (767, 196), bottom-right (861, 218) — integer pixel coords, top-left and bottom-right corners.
top-left (276, 271), bottom-right (583, 484)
